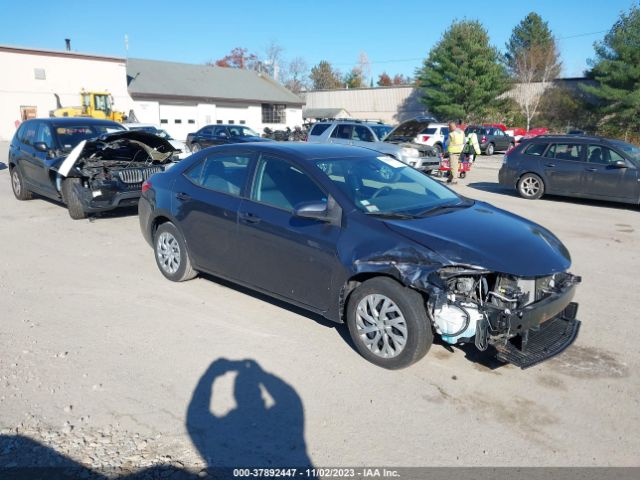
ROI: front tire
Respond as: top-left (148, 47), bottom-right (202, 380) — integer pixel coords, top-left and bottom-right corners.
top-left (517, 173), bottom-right (545, 200)
top-left (346, 277), bottom-right (432, 369)
top-left (154, 222), bottom-right (197, 282)
top-left (191, 143), bottom-right (201, 153)
top-left (434, 143), bottom-right (443, 155)
top-left (62, 178), bottom-right (88, 219)
top-left (485, 143), bottom-right (495, 156)
top-left (10, 167), bottom-right (33, 200)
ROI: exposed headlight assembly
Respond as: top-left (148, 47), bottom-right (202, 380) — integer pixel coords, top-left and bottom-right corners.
top-left (401, 147), bottom-right (420, 158)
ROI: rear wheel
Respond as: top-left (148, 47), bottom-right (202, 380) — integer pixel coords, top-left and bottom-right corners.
top-left (485, 143), bottom-right (495, 156)
top-left (10, 167), bottom-right (33, 200)
top-left (62, 178), bottom-right (88, 219)
top-left (517, 173), bottom-right (545, 200)
top-left (191, 143), bottom-right (201, 153)
top-left (346, 277), bottom-right (432, 369)
top-left (154, 222), bottom-right (197, 282)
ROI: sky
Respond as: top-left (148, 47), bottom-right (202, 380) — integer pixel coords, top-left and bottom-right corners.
top-left (1, 0), bottom-right (636, 81)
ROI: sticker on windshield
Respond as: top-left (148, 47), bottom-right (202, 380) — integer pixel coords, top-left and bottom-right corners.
top-left (377, 156), bottom-right (405, 168)
top-left (365, 204), bottom-right (379, 212)
top-left (360, 200), bottom-right (370, 206)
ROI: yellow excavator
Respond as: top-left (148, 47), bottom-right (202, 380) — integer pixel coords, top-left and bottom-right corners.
top-left (50, 90), bottom-right (126, 122)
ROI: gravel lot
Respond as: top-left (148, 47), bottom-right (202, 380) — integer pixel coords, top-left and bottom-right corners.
top-left (0, 142), bottom-right (638, 473)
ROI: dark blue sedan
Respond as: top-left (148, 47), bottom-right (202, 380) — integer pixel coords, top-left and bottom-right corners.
top-left (139, 143), bottom-right (581, 369)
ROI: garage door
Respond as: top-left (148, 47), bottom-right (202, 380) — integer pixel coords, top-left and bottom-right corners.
top-left (216, 106), bottom-right (251, 127)
top-left (159, 104), bottom-right (197, 141)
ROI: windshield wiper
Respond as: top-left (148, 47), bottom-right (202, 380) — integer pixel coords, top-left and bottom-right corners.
top-left (417, 201), bottom-right (473, 217)
top-left (364, 211), bottom-right (419, 220)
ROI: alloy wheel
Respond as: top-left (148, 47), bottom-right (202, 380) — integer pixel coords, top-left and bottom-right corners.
top-left (11, 170), bottom-right (21, 196)
top-left (156, 232), bottom-right (181, 274)
top-left (521, 176), bottom-right (541, 197)
top-left (355, 294), bottom-right (408, 358)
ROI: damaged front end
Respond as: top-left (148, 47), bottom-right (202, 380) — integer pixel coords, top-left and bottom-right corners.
top-left (428, 267), bottom-right (581, 368)
top-left (55, 131), bottom-right (179, 212)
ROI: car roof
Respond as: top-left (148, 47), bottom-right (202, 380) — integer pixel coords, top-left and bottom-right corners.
top-left (526, 134), bottom-right (617, 143)
top-left (24, 117), bottom-right (123, 127)
top-left (314, 120), bottom-right (390, 127)
top-left (202, 124), bottom-right (252, 128)
top-left (125, 123), bottom-right (158, 128)
top-left (206, 142), bottom-right (379, 160)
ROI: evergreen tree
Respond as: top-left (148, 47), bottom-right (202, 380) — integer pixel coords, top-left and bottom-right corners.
top-left (583, 5), bottom-right (640, 140)
top-left (309, 61), bottom-right (343, 90)
top-left (415, 20), bottom-right (509, 122)
top-left (505, 12), bottom-right (561, 79)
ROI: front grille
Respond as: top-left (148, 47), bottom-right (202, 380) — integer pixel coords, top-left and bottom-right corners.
top-left (118, 166), bottom-right (163, 184)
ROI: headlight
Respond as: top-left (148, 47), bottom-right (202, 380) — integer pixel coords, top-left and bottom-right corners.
top-left (401, 147), bottom-right (420, 158)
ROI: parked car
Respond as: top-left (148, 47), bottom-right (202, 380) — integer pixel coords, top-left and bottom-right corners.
top-left (307, 118), bottom-right (439, 172)
top-left (522, 127), bottom-right (549, 140)
top-left (186, 125), bottom-right (271, 152)
top-left (465, 126), bottom-right (515, 155)
top-left (412, 123), bottom-right (449, 154)
top-left (499, 134), bottom-right (640, 204)
top-left (139, 142), bottom-right (581, 370)
top-left (8, 118), bottom-right (180, 219)
top-left (124, 123), bottom-right (191, 158)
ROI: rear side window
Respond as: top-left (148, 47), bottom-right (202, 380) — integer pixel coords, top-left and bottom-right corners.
top-left (547, 144), bottom-right (584, 161)
top-left (523, 143), bottom-right (548, 156)
top-left (309, 123), bottom-right (331, 136)
top-left (185, 153), bottom-right (252, 196)
top-left (330, 124), bottom-right (353, 139)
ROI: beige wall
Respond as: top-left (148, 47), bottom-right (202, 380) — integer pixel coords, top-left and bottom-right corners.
top-left (0, 50), bottom-right (134, 140)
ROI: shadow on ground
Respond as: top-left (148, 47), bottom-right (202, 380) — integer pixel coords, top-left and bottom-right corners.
top-left (0, 359), bottom-right (312, 479)
top-left (0, 162), bottom-right (7, 171)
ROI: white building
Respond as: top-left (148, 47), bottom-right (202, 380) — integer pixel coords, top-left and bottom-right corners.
top-left (0, 44), bottom-right (134, 141)
top-left (127, 58), bottom-right (304, 140)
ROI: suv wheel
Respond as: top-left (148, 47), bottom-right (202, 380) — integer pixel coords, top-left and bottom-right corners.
top-left (10, 167), bottom-right (33, 200)
top-left (346, 277), bottom-right (432, 369)
top-left (518, 173), bottom-right (545, 200)
top-left (62, 178), bottom-right (89, 219)
top-left (434, 143), bottom-right (443, 154)
top-left (191, 143), bottom-right (201, 153)
top-left (154, 222), bottom-right (198, 282)
top-left (485, 143), bottom-right (495, 156)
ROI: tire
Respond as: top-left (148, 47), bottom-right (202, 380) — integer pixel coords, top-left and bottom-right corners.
top-left (485, 143), bottom-right (495, 156)
top-left (153, 222), bottom-right (197, 282)
top-left (61, 178), bottom-right (88, 219)
top-left (517, 172), bottom-right (545, 200)
top-left (191, 143), bottom-right (201, 153)
top-left (346, 277), bottom-right (432, 369)
top-left (508, 142), bottom-right (515, 151)
top-left (434, 143), bottom-right (443, 155)
top-left (10, 166), bottom-right (33, 200)
top-left (423, 169), bottom-right (433, 175)
top-left (460, 171), bottom-right (466, 179)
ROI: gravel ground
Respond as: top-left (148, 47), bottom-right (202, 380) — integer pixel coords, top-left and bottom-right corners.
top-left (0, 144), bottom-right (638, 475)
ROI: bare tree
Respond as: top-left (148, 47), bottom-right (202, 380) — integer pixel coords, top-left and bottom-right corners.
top-left (264, 40), bottom-right (285, 81)
top-left (283, 57), bottom-right (309, 93)
top-left (357, 51), bottom-right (371, 86)
top-left (511, 42), bottom-right (562, 130)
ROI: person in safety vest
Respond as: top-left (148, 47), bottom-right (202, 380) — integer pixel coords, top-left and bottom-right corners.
top-left (447, 121), bottom-right (465, 184)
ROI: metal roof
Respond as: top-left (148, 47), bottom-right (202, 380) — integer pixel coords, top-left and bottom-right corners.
top-left (0, 44), bottom-right (125, 63)
top-left (126, 58), bottom-right (303, 105)
top-left (303, 107), bottom-right (350, 118)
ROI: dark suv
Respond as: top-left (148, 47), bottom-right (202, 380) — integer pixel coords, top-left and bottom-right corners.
top-left (465, 126), bottom-right (515, 155)
top-left (499, 135), bottom-right (640, 204)
top-left (186, 125), bottom-right (271, 152)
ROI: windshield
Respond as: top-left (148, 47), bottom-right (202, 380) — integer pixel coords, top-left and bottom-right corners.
top-left (228, 126), bottom-right (259, 137)
top-left (610, 140), bottom-right (640, 162)
top-left (370, 125), bottom-right (393, 141)
top-left (315, 155), bottom-right (466, 216)
top-left (54, 124), bottom-right (126, 150)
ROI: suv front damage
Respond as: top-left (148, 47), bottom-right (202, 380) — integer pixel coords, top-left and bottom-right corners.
top-left (54, 131), bottom-right (179, 217)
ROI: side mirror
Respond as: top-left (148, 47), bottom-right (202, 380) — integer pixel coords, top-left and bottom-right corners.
top-left (612, 160), bottom-right (628, 169)
top-left (294, 201), bottom-right (329, 221)
top-left (33, 142), bottom-right (49, 152)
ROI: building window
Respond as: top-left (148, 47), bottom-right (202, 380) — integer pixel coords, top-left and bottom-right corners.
top-left (240, 120), bottom-right (246, 124)
top-left (160, 119), bottom-right (168, 124)
top-left (262, 104), bottom-right (286, 124)
top-left (216, 120), bottom-right (223, 124)
top-left (228, 120), bottom-right (235, 124)
top-left (175, 119), bottom-right (182, 124)
top-left (188, 119), bottom-right (195, 124)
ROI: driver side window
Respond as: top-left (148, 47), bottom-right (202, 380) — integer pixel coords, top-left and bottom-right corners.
top-left (252, 156), bottom-right (327, 211)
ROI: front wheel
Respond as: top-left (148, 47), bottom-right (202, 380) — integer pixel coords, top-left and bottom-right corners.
top-left (10, 167), bottom-right (33, 200)
top-left (434, 143), bottom-right (443, 155)
top-left (191, 143), bottom-right (201, 153)
top-left (154, 222), bottom-right (197, 282)
top-left (517, 173), bottom-right (545, 200)
top-left (485, 143), bottom-right (495, 156)
top-left (346, 277), bottom-right (432, 369)
top-left (62, 178), bottom-right (88, 219)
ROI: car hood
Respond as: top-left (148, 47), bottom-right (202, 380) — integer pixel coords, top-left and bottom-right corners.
top-left (383, 202), bottom-right (571, 277)
top-left (383, 118), bottom-right (435, 143)
top-left (235, 136), bottom-right (273, 142)
top-left (57, 130), bottom-right (179, 177)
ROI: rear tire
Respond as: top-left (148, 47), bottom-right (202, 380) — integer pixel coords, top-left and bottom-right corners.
top-left (154, 222), bottom-right (197, 282)
top-left (10, 166), bottom-right (33, 200)
top-left (62, 178), bottom-right (88, 219)
top-left (191, 143), bottom-right (201, 153)
top-left (346, 277), bottom-right (432, 369)
top-left (517, 173), bottom-right (545, 200)
top-left (485, 143), bottom-right (495, 156)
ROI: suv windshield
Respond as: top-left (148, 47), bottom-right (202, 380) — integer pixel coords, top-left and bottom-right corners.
top-left (54, 124), bottom-right (126, 150)
top-left (228, 126), bottom-right (259, 137)
top-left (370, 125), bottom-right (393, 141)
top-left (315, 155), bottom-right (467, 216)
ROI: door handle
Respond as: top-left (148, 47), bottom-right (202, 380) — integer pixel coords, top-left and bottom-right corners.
top-left (545, 163), bottom-right (556, 168)
top-left (585, 167), bottom-right (598, 172)
top-left (175, 192), bottom-right (191, 201)
top-left (239, 212), bottom-right (261, 224)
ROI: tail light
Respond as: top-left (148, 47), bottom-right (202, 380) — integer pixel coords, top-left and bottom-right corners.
top-left (141, 180), bottom-right (152, 193)
top-left (422, 135), bottom-right (430, 142)
top-left (481, 135), bottom-right (487, 143)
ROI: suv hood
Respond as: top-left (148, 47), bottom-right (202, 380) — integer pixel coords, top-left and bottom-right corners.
top-left (384, 118), bottom-right (435, 144)
top-left (57, 130), bottom-right (178, 177)
top-left (384, 202), bottom-right (571, 277)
